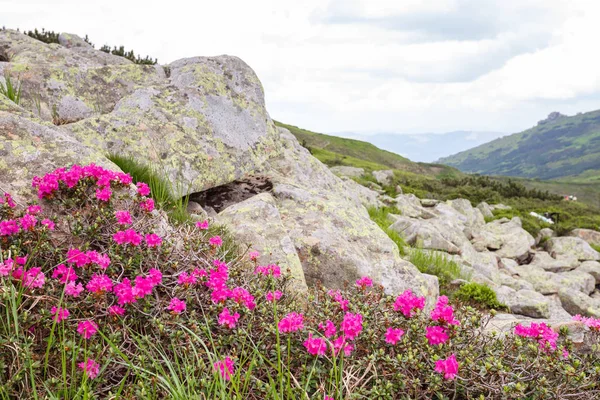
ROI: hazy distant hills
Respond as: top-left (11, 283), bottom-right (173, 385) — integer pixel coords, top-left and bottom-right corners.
top-left (438, 110), bottom-right (600, 181)
top-left (334, 131), bottom-right (504, 163)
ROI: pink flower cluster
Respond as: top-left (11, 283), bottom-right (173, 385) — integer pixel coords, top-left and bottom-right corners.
top-left (78, 359), bottom-right (100, 379)
top-left (573, 315), bottom-right (600, 331)
top-left (50, 306), bottom-right (70, 322)
top-left (0, 192), bottom-right (16, 208)
top-left (278, 312), bottom-right (305, 333)
top-left (355, 276), bottom-right (373, 288)
top-left (393, 289), bottom-right (426, 318)
top-left (32, 164), bottom-right (132, 199)
top-left (327, 289), bottom-right (349, 311)
top-left (435, 354), bottom-right (459, 380)
top-left (66, 248), bottom-right (111, 269)
top-left (112, 269), bottom-right (162, 305)
top-left (168, 298), bottom-right (187, 314)
top-left (430, 296), bottom-right (460, 326)
top-left (254, 264), bottom-right (281, 277)
top-left (514, 322), bottom-right (559, 350)
top-left (77, 320), bottom-right (98, 339)
top-left (218, 307), bottom-right (240, 328)
top-left (213, 357), bottom-right (235, 381)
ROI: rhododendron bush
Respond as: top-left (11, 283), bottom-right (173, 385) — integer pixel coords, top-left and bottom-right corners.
top-left (1, 164), bottom-right (600, 399)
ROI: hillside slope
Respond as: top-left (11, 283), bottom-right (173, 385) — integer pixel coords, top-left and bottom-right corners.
top-left (438, 110), bottom-right (600, 180)
top-left (275, 121), bottom-right (462, 179)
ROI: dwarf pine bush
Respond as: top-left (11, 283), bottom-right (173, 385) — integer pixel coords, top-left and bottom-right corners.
top-left (0, 164), bottom-right (600, 399)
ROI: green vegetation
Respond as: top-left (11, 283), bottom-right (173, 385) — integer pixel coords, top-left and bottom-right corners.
top-left (407, 248), bottom-right (468, 289)
top-left (107, 153), bottom-right (190, 223)
top-left (452, 282), bottom-right (506, 311)
top-left (592, 244), bottom-right (600, 253)
top-left (23, 27), bottom-right (157, 64)
top-left (439, 109), bottom-right (600, 181)
top-left (367, 206), bottom-right (406, 255)
top-left (0, 72), bottom-right (22, 105)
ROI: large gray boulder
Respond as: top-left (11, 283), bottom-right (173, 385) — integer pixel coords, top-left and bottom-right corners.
top-left (577, 261), bottom-right (600, 284)
top-left (569, 229), bottom-right (600, 247)
top-left (494, 286), bottom-right (550, 318)
top-left (389, 216), bottom-right (467, 254)
top-left (476, 201), bottom-right (494, 219)
top-left (394, 194), bottom-right (436, 219)
top-left (472, 217), bottom-right (535, 261)
top-left (535, 228), bottom-right (556, 246)
top-left (529, 251), bottom-right (579, 273)
top-left (448, 198), bottom-right (485, 227)
top-left (217, 193), bottom-right (307, 291)
top-left (558, 289), bottom-right (600, 318)
top-left (544, 237), bottom-right (600, 261)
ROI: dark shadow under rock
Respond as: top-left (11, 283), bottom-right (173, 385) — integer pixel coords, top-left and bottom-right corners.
top-left (188, 175), bottom-right (273, 213)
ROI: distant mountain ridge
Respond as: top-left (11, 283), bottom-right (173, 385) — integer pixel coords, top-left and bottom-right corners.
top-left (438, 109), bottom-right (600, 180)
top-left (335, 130), bottom-right (504, 163)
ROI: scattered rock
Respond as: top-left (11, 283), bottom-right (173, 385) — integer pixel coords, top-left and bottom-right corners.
top-left (569, 228), bottom-right (600, 247)
top-left (529, 251), bottom-right (578, 273)
top-left (476, 201), bottom-right (494, 219)
top-left (544, 237), bottom-right (600, 261)
top-left (558, 288), bottom-right (600, 317)
top-left (372, 169), bottom-right (394, 186)
top-left (495, 286), bottom-right (550, 318)
top-left (577, 261), bottom-right (600, 284)
top-left (472, 218), bottom-right (534, 261)
top-left (420, 198), bottom-right (440, 207)
top-left (535, 228), bottom-right (556, 246)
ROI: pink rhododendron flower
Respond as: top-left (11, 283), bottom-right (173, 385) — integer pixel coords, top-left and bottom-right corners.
top-left (195, 220), bottom-right (209, 230)
top-left (27, 205), bottom-right (42, 215)
top-left (230, 287), bottom-right (256, 310)
top-left (573, 315), bottom-right (600, 331)
top-left (113, 229), bottom-right (143, 246)
top-left (52, 264), bottom-right (78, 283)
top-left (145, 233), bottom-right (162, 247)
top-left (355, 276), bottom-right (373, 288)
top-left (65, 282), bottom-right (84, 297)
top-left (324, 396), bottom-right (334, 400)
top-left (332, 335), bottom-right (354, 356)
top-left (562, 348), bottom-right (570, 359)
top-left (95, 187), bottom-right (112, 202)
top-left (213, 357), bottom-right (234, 381)
top-left (115, 210), bottom-right (132, 225)
top-left (41, 218), bottom-right (55, 230)
top-left (86, 274), bottom-right (113, 294)
top-left (327, 290), bottom-right (349, 311)
top-left (23, 268), bottom-right (45, 289)
top-left (77, 320), bottom-right (98, 339)
top-left (113, 278), bottom-right (135, 305)
top-left (248, 250), bottom-right (260, 261)
top-left (136, 182), bottom-right (151, 196)
top-left (318, 320), bottom-right (337, 338)
top-left (278, 312), bottom-right (304, 333)
top-left (435, 354), bottom-right (459, 380)
top-left (19, 214), bottom-right (37, 231)
top-left (426, 326), bottom-right (449, 346)
top-left (430, 296), bottom-right (460, 326)
top-left (209, 236), bottom-right (223, 247)
top-left (0, 220), bottom-right (20, 236)
top-left (168, 298), bottom-right (186, 314)
top-left (266, 290), bottom-right (283, 302)
top-left (340, 313), bottom-right (363, 340)
top-left (50, 306), bottom-right (70, 322)
top-left (218, 307), bottom-right (240, 329)
top-left (78, 358), bottom-right (100, 379)
top-left (140, 198), bottom-right (154, 212)
top-left (178, 271), bottom-right (197, 286)
top-left (108, 305), bottom-right (126, 316)
top-left (87, 251), bottom-right (110, 269)
top-left (66, 248), bottom-right (90, 267)
top-left (385, 327), bottom-right (405, 345)
top-left (304, 333), bottom-right (327, 356)
top-left (254, 264), bottom-right (282, 277)
top-left (394, 289), bottom-right (426, 318)
top-left (148, 268), bottom-right (163, 286)
top-left (211, 287), bottom-right (232, 303)
top-left (15, 256), bottom-right (27, 265)
top-left (132, 276), bottom-right (155, 298)
top-left (0, 259), bottom-right (12, 276)
top-left (2, 192), bottom-right (16, 208)
top-left (514, 322), bottom-right (559, 350)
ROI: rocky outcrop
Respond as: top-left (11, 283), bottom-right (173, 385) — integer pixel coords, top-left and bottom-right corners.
top-left (472, 218), bottom-right (534, 261)
top-left (476, 201), bottom-right (494, 218)
top-left (0, 30), bottom-right (438, 304)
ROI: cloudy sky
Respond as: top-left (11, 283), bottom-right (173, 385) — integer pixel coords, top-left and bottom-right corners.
top-left (4, 0), bottom-right (600, 136)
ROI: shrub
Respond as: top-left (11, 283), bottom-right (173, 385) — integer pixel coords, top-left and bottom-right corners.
top-left (26, 28), bottom-right (59, 44)
top-left (1, 164), bottom-right (600, 399)
top-left (452, 282), bottom-right (507, 311)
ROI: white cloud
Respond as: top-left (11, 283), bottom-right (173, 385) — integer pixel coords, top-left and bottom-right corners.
top-left (2, 0), bottom-right (600, 135)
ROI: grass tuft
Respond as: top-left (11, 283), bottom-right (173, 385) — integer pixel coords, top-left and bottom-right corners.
top-left (0, 72), bottom-right (22, 105)
top-left (367, 206), bottom-right (406, 255)
top-left (407, 248), bottom-right (468, 289)
top-left (452, 282), bottom-right (507, 311)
